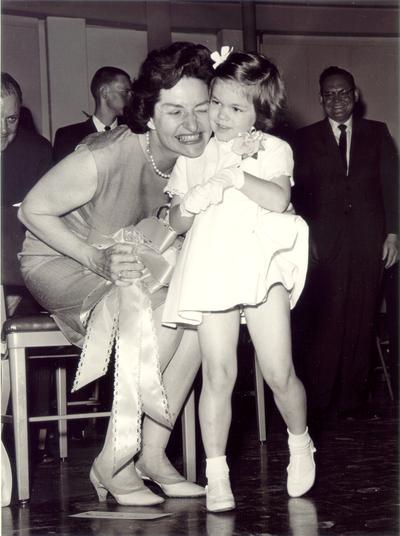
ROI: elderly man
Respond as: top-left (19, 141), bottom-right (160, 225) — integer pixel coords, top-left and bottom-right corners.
top-left (1, 72), bottom-right (54, 462)
top-left (53, 66), bottom-right (132, 162)
top-left (1, 72), bottom-right (53, 292)
top-left (1, 73), bottom-right (52, 213)
top-left (293, 66), bottom-right (399, 424)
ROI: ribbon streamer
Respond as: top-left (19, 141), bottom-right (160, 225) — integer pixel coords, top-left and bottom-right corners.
top-left (72, 221), bottom-right (180, 473)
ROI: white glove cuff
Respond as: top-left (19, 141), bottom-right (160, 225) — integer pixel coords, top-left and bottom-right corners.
top-left (232, 166), bottom-right (245, 189)
top-left (179, 202), bottom-right (195, 218)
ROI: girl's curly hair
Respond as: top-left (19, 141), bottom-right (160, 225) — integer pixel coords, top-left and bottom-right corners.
top-left (213, 51), bottom-right (286, 132)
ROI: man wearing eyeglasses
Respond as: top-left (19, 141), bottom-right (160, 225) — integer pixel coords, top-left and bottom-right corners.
top-left (53, 66), bottom-right (132, 163)
top-left (292, 66), bottom-right (398, 426)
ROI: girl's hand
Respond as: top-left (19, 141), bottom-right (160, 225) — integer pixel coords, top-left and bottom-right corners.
top-left (180, 166), bottom-right (244, 217)
top-left (210, 165), bottom-right (244, 190)
top-left (89, 243), bottom-right (145, 286)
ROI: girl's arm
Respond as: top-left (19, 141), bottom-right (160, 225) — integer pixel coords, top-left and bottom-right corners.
top-left (213, 136), bottom-right (293, 212)
top-left (168, 195), bottom-right (195, 235)
top-left (18, 148), bottom-right (140, 285)
top-left (240, 172), bottom-right (291, 213)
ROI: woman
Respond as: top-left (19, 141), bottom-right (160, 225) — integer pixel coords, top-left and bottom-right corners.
top-left (18, 42), bottom-right (214, 506)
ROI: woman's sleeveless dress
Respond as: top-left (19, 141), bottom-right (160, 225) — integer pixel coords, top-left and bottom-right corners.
top-left (19, 126), bottom-right (169, 346)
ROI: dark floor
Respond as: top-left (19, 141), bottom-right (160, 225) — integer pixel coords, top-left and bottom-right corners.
top-left (2, 367), bottom-right (399, 536)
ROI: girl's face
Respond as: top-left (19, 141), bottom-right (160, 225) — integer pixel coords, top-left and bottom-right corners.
top-left (209, 78), bottom-right (256, 142)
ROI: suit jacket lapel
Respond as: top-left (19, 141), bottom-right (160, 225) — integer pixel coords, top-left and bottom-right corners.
top-left (86, 118), bottom-right (97, 135)
top-left (348, 117), bottom-right (363, 177)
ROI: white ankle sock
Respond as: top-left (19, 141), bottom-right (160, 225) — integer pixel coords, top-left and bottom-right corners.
top-left (206, 456), bottom-right (229, 480)
top-left (287, 427), bottom-right (311, 447)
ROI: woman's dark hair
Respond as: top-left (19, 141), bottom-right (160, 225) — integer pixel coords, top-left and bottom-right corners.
top-left (127, 41), bottom-right (214, 133)
top-left (213, 52), bottom-right (286, 132)
top-left (319, 66), bottom-right (356, 94)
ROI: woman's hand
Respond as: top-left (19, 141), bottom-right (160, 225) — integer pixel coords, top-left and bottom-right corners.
top-left (89, 243), bottom-right (145, 287)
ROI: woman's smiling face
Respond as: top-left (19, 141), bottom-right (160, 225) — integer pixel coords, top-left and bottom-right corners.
top-left (209, 78), bottom-right (256, 142)
top-left (148, 77), bottom-right (211, 159)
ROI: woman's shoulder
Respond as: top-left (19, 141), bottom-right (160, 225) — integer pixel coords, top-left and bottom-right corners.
top-left (80, 125), bottom-right (137, 153)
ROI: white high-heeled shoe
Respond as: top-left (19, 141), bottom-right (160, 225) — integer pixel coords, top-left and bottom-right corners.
top-left (90, 459), bottom-right (164, 506)
top-left (206, 477), bottom-right (236, 513)
top-left (136, 456), bottom-right (205, 498)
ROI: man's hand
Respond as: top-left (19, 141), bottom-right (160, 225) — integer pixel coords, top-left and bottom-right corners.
top-left (382, 233), bottom-right (399, 268)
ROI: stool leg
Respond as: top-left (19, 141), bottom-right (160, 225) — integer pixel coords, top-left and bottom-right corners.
top-left (181, 389), bottom-right (196, 482)
top-left (1, 358), bottom-right (11, 434)
top-left (375, 336), bottom-right (394, 401)
top-left (9, 346), bottom-right (30, 502)
top-left (254, 353), bottom-right (267, 442)
top-left (56, 366), bottom-right (68, 459)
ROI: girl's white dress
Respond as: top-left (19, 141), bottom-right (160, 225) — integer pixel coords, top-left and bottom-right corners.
top-left (162, 134), bottom-right (309, 327)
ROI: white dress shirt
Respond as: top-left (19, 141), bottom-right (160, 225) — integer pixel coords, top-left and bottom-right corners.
top-left (92, 115), bottom-right (118, 132)
top-left (328, 116), bottom-right (353, 173)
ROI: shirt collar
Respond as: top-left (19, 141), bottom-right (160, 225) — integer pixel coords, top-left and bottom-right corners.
top-left (92, 115), bottom-right (118, 132)
top-left (328, 115), bottom-right (353, 134)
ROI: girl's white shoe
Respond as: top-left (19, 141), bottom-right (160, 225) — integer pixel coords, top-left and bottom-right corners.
top-left (286, 428), bottom-right (316, 498)
top-left (206, 477), bottom-right (236, 513)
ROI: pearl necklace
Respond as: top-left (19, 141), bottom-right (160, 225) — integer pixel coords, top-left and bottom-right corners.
top-left (145, 131), bottom-right (171, 179)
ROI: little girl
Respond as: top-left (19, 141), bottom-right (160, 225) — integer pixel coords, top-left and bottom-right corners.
top-left (162, 50), bottom-right (315, 513)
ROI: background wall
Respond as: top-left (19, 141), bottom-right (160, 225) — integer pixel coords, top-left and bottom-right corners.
top-left (1, 1), bottom-right (398, 146)
top-left (2, 15), bottom-right (44, 134)
top-left (262, 35), bottom-right (399, 140)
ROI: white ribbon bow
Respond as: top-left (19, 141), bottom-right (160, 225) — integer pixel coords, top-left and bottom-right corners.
top-left (211, 46), bottom-right (233, 69)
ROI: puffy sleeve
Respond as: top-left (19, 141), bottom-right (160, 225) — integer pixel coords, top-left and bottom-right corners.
top-left (243, 135), bottom-right (294, 186)
top-left (164, 155), bottom-right (189, 198)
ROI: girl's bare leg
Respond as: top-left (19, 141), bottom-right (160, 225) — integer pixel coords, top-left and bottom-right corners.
top-left (198, 309), bottom-right (240, 457)
top-left (198, 309), bottom-right (240, 513)
top-left (244, 285), bottom-right (306, 433)
top-left (245, 285), bottom-right (315, 498)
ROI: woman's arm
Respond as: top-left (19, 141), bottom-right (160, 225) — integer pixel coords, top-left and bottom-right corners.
top-left (18, 148), bottom-right (141, 285)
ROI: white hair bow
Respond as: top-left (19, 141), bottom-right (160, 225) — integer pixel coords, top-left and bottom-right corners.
top-left (210, 46), bottom-right (233, 69)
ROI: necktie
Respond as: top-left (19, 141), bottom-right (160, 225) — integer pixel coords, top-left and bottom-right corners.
top-left (104, 126), bottom-right (111, 131)
top-left (338, 124), bottom-right (347, 169)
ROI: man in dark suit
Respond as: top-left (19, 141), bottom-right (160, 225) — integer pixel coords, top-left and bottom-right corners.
top-left (1, 72), bottom-right (55, 462)
top-left (53, 66), bottom-right (131, 163)
top-left (292, 66), bottom-right (398, 422)
top-left (1, 72), bottom-right (53, 294)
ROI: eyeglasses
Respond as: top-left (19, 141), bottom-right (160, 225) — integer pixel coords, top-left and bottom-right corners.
top-left (322, 89), bottom-right (354, 102)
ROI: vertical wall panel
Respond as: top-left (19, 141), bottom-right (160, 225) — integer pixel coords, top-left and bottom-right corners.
top-left (172, 32), bottom-right (217, 52)
top-left (46, 17), bottom-right (89, 139)
top-left (86, 25), bottom-right (147, 110)
top-left (1, 15), bottom-right (44, 136)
